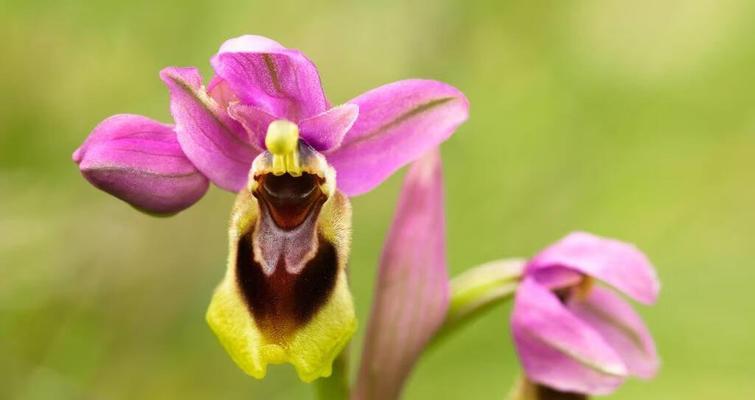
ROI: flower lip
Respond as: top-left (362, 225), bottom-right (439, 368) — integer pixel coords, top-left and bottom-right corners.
top-left (235, 228), bottom-right (339, 341)
top-left (253, 172), bottom-right (326, 230)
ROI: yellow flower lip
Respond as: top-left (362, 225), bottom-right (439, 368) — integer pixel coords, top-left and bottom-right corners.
top-left (265, 120), bottom-right (302, 177)
top-left (206, 184), bottom-right (356, 383)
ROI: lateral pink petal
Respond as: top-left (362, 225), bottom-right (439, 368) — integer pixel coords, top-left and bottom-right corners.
top-left (298, 104), bottom-right (358, 151)
top-left (327, 79), bottom-right (468, 196)
top-left (73, 114), bottom-right (209, 214)
top-left (526, 232), bottom-right (660, 304)
top-left (210, 35), bottom-right (328, 120)
top-left (354, 150), bottom-right (450, 400)
top-left (511, 278), bottom-right (628, 395)
top-left (568, 286), bottom-right (660, 379)
top-left (160, 67), bottom-right (258, 192)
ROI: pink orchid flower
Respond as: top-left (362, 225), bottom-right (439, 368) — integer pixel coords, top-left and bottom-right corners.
top-left (511, 232), bottom-right (660, 396)
top-left (72, 35), bottom-right (468, 382)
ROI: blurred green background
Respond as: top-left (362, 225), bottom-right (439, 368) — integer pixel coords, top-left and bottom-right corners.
top-left (2, 0), bottom-right (754, 398)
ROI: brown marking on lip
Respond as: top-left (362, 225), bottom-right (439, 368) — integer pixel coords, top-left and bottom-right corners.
top-left (235, 230), bottom-right (339, 341)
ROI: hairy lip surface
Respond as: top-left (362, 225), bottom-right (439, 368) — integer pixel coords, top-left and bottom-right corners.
top-left (254, 172), bottom-right (326, 230)
top-left (236, 229), bottom-right (339, 340)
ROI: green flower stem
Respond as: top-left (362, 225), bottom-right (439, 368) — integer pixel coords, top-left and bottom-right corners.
top-left (314, 345), bottom-right (350, 400)
top-left (432, 258), bottom-right (525, 344)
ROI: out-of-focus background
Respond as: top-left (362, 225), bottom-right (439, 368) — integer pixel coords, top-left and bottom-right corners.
top-left (2, 0), bottom-right (754, 398)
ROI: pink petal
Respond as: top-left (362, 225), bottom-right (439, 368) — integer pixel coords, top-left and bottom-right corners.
top-left (511, 278), bottom-right (628, 395)
top-left (210, 35), bottom-right (328, 121)
top-left (298, 104), bottom-right (358, 151)
top-left (527, 232), bottom-right (660, 304)
top-left (530, 266), bottom-right (584, 290)
top-left (73, 114), bottom-right (209, 214)
top-left (216, 34), bottom-right (285, 54)
top-left (207, 76), bottom-right (238, 110)
top-left (227, 103), bottom-right (278, 149)
top-left (326, 79), bottom-right (469, 196)
top-left (354, 150), bottom-right (450, 399)
top-left (568, 286), bottom-right (660, 379)
top-left (160, 67), bottom-right (259, 192)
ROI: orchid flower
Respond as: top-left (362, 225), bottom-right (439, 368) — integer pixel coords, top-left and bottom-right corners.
top-left (72, 35), bottom-right (468, 382)
top-left (510, 232), bottom-right (660, 397)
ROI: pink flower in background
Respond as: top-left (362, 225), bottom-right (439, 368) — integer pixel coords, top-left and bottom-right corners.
top-left (73, 35), bottom-right (469, 213)
top-left (511, 232), bottom-right (660, 395)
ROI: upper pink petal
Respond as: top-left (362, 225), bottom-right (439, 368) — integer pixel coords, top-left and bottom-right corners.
top-left (216, 35), bottom-right (285, 54)
top-left (568, 286), bottom-right (660, 379)
top-left (326, 79), bottom-right (469, 197)
top-left (160, 66), bottom-right (259, 192)
top-left (512, 278), bottom-right (628, 395)
top-left (73, 114), bottom-right (209, 214)
top-left (530, 266), bottom-right (584, 290)
top-left (298, 104), bottom-right (358, 151)
top-left (354, 150), bottom-right (450, 400)
top-left (210, 35), bottom-right (329, 121)
top-left (526, 232), bottom-right (660, 304)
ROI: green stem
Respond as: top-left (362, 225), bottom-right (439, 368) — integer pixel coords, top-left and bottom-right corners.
top-left (314, 345), bottom-right (350, 400)
top-left (432, 258), bottom-right (524, 345)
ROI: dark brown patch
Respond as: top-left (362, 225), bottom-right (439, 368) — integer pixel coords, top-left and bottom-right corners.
top-left (235, 230), bottom-right (339, 341)
top-left (536, 385), bottom-right (588, 400)
top-left (292, 241), bottom-right (338, 322)
top-left (254, 173), bottom-right (326, 230)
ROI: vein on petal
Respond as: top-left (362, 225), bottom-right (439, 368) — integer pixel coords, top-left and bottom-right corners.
top-left (84, 165), bottom-right (204, 179)
top-left (347, 96), bottom-right (457, 146)
top-left (527, 329), bottom-right (627, 378)
top-left (263, 54), bottom-right (283, 93)
top-left (576, 299), bottom-right (649, 355)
